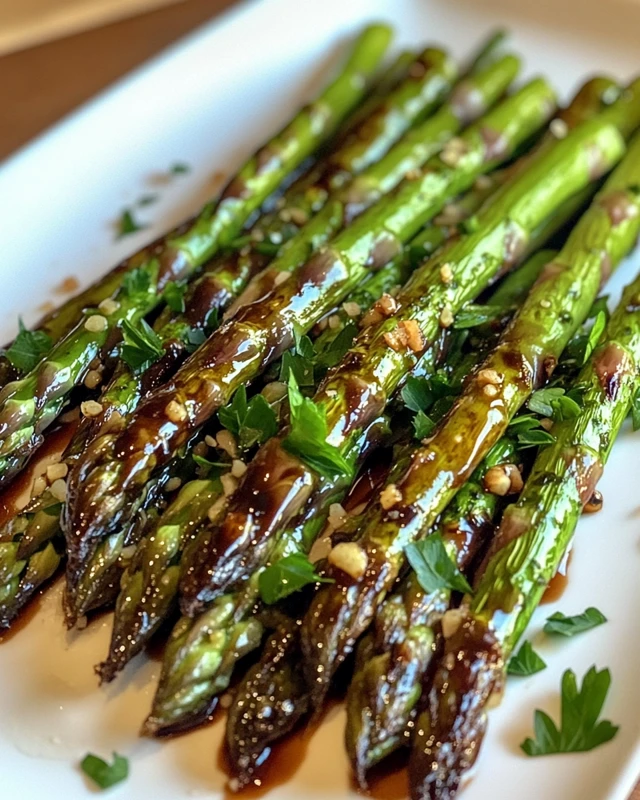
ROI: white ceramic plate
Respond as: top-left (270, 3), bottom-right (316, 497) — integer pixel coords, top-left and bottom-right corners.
top-left (0, 0), bottom-right (639, 798)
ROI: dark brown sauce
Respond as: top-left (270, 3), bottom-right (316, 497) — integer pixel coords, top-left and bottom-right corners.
top-left (219, 696), bottom-right (342, 798)
top-left (365, 749), bottom-right (410, 800)
top-left (219, 727), bottom-right (313, 799)
top-left (541, 549), bottom-right (573, 605)
top-left (0, 422), bottom-right (75, 525)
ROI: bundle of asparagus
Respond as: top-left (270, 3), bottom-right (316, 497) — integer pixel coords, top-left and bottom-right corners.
top-left (0, 23), bottom-right (639, 800)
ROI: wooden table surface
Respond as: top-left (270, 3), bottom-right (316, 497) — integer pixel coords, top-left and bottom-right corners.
top-left (0, 2), bottom-right (637, 797)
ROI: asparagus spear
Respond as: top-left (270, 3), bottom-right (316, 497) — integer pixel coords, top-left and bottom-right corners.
top-left (0, 490), bottom-right (63, 630)
top-left (0, 24), bottom-right (392, 487)
top-left (299, 124), bottom-right (640, 715)
top-left (178, 95), bottom-right (635, 615)
top-left (409, 217), bottom-right (640, 800)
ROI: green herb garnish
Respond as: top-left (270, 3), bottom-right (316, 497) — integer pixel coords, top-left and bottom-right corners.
top-left (122, 267), bottom-right (152, 297)
top-left (543, 606), bottom-right (607, 637)
top-left (583, 310), bottom-right (607, 365)
top-left (453, 304), bottom-right (506, 329)
top-left (170, 162), bottom-right (190, 174)
top-left (413, 410), bottom-right (435, 440)
top-left (507, 641), bottom-right (547, 676)
top-left (80, 752), bottom-right (129, 790)
top-left (163, 281), bottom-right (187, 313)
top-left (528, 387), bottom-right (581, 422)
top-left (218, 385), bottom-right (277, 451)
top-left (259, 553), bottom-right (333, 604)
top-left (281, 372), bottom-right (353, 481)
top-left (520, 666), bottom-right (618, 756)
top-left (120, 318), bottom-right (164, 373)
top-left (117, 209), bottom-right (145, 238)
top-left (405, 533), bottom-right (472, 594)
top-left (4, 319), bottom-right (52, 372)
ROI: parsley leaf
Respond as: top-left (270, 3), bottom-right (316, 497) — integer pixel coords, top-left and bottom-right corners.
top-left (279, 332), bottom-right (315, 387)
top-left (413, 410), bottom-right (435, 440)
top-left (520, 666), bottom-right (619, 756)
top-left (170, 162), bottom-right (190, 174)
top-left (453, 304), bottom-right (506, 329)
top-left (259, 552), bottom-right (333, 604)
top-left (528, 387), bottom-right (581, 422)
top-left (217, 386), bottom-right (277, 451)
top-left (314, 321), bottom-right (357, 371)
top-left (185, 327), bottom-right (206, 351)
top-left (507, 641), bottom-right (547, 676)
top-left (117, 209), bottom-right (145, 238)
top-left (517, 428), bottom-right (556, 448)
top-left (282, 372), bottom-right (353, 481)
top-left (122, 267), bottom-right (152, 297)
top-left (120, 318), bottom-right (164, 373)
top-left (405, 533), bottom-right (472, 595)
top-left (543, 606), bottom-right (607, 637)
top-left (401, 375), bottom-right (434, 413)
top-left (4, 318), bottom-right (52, 372)
top-left (163, 281), bottom-right (187, 313)
top-left (587, 295), bottom-right (610, 322)
top-left (583, 310), bottom-right (607, 365)
top-left (81, 752), bottom-right (129, 790)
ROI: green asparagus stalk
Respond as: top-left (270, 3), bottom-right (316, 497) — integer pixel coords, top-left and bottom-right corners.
top-left (299, 126), bottom-right (640, 714)
top-left (0, 24), bottom-right (392, 487)
top-left (65, 78), bottom-right (555, 615)
top-left (179, 95), bottom-right (635, 616)
top-left (0, 490), bottom-right (63, 630)
top-left (409, 217), bottom-right (640, 800)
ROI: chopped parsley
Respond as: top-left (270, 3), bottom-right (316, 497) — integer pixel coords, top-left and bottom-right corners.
top-left (413, 410), bottom-right (435, 440)
top-left (170, 162), bottom-right (190, 174)
top-left (259, 553), bottom-right (333, 604)
top-left (583, 310), bottom-right (607, 365)
top-left (520, 666), bottom-right (618, 756)
top-left (4, 319), bottom-right (52, 372)
top-left (507, 641), bottom-right (547, 676)
top-left (80, 752), bottom-right (129, 790)
top-left (453, 303), bottom-right (506, 329)
top-left (163, 281), bottom-right (187, 313)
top-left (543, 606), bottom-right (607, 637)
top-left (116, 209), bottom-right (145, 239)
top-left (122, 267), bottom-right (152, 297)
top-left (120, 318), bottom-right (164, 373)
top-left (405, 533), bottom-right (472, 595)
top-left (528, 387), bottom-right (582, 422)
top-left (281, 372), bottom-right (353, 481)
top-left (218, 385), bottom-right (277, 451)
